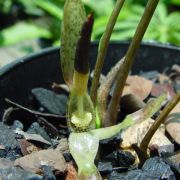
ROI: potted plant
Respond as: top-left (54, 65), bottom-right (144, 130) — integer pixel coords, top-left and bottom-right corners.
top-left (59, 0), bottom-right (179, 179)
top-left (0, 0), bottom-right (179, 179)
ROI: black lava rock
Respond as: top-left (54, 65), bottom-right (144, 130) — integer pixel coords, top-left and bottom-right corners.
top-left (142, 157), bottom-right (176, 180)
top-left (5, 146), bottom-right (22, 161)
top-left (63, 152), bottom-right (72, 162)
top-left (59, 128), bottom-right (69, 137)
top-left (98, 161), bottom-right (113, 175)
top-left (32, 88), bottom-right (68, 115)
top-left (27, 122), bottom-right (51, 142)
top-left (108, 157), bottom-right (175, 180)
top-left (104, 151), bottom-right (117, 166)
top-left (42, 165), bottom-right (56, 180)
top-left (0, 167), bottom-right (43, 180)
top-left (12, 120), bottom-right (24, 131)
top-left (0, 122), bottom-right (21, 160)
top-left (108, 170), bottom-right (149, 180)
top-left (117, 150), bottom-right (135, 167)
top-left (0, 122), bottom-right (18, 148)
top-left (99, 133), bottom-right (121, 156)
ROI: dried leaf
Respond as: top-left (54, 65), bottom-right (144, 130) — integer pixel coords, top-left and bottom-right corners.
top-left (123, 75), bottom-right (153, 100)
top-left (15, 130), bottom-right (51, 145)
top-left (158, 74), bottom-right (171, 84)
top-left (14, 149), bottom-right (67, 173)
top-left (98, 57), bottom-right (125, 122)
top-left (121, 118), bottom-right (172, 149)
top-left (151, 84), bottom-right (175, 98)
top-left (165, 102), bottom-right (180, 144)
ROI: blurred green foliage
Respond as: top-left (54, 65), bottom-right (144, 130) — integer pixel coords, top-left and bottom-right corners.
top-left (0, 0), bottom-right (179, 47)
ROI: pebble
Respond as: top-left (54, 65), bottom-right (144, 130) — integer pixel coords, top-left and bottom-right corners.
top-left (12, 120), bottom-right (24, 131)
top-left (63, 152), bottom-right (72, 162)
top-left (104, 151), bottom-right (117, 166)
top-left (32, 88), bottom-right (67, 115)
top-left (42, 165), bottom-right (56, 180)
top-left (97, 161), bottom-right (113, 175)
top-left (108, 157), bottom-right (175, 180)
top-left (27, 122), bottom-right (51, 142)
top-left (0, 167), bottom-right (43, 180)
top-left (99, 133), bottom-right (121, 156)
top-left (0, 122), bottom-right (21, 160)
top-left (117, 150), bottom-right (135, 167)
top-left (142, 157), bottom-right (175, 179)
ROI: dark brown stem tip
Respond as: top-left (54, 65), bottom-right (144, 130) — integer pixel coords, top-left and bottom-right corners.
top-left (87, 12), bottom-right (94, 28)
top-left (74, 12), bottom-right (94, 74)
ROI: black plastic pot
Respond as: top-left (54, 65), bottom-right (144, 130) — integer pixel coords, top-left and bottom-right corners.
top-left (0, 42), bottom-right (180, 119)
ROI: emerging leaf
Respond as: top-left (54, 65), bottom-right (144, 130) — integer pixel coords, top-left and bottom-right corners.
top-left (60, 0), bottom-right (86, 88)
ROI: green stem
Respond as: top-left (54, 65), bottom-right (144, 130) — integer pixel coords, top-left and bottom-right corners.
top-left (90, 0), bottom-right (125, 105)
top-left (140, 92), bottom-right (180, 155)
top-left (91, 116), bottom-right (134, 140)
top-left (92, 93), bottom-right (166, 140)
top-left (107, 0), bottom-right (160, 126)
top-left (78, 95), bottom-right (84, 116)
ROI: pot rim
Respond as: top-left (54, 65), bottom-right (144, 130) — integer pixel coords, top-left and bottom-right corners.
top-left (0, 41), bottom-right (179, 78)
